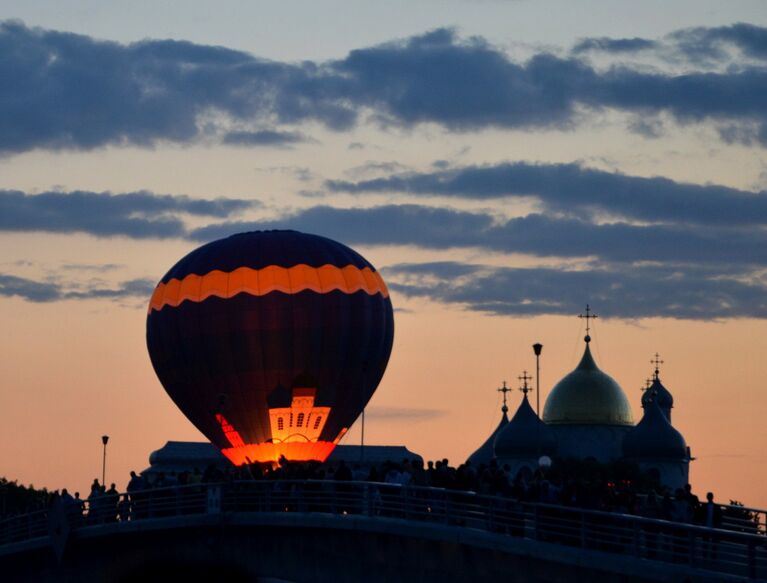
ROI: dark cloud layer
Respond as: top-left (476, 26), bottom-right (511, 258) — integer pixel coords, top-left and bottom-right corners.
top-left (191, 204), bottom-right (492, 248)
top-left (385, 262), bottom-right (767, 320)
top-left (327, 161), bottom-right (767, 227)
top-left (3, 21), bottom-right (767, 153)
top-left (0, 189), bottom-right (253, 238)
top-left (189, 204), bottom-right (767, 267)
top-left (188, 200), bottom-right (767, 319)
top-left (3, 195), bottom-right (764, 319)
top-left (0, 273), bottom-right (154, 303)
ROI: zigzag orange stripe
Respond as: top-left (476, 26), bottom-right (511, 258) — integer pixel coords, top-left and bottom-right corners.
top-left (148, 264), bottom-right (389, 313)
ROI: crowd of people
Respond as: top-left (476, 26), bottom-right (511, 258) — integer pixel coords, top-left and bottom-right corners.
top-left (85, 456), bottom-right (725, 529)
top-left (5, 456), bottom-right (733, 533)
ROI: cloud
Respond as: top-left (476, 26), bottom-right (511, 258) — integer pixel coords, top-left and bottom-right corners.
top-left (5, 194), bottom-right (762, 318)
top-left (3, 21), bottom-right (767, 154)
top-left (0, 189), bottom-right (254, 238)
top-left (331, 28), bottom-right (590, 131)
top-left (0, 274), bottom-right (62, 302)
top-left (190, 204), bottom-right (767, 267)
top-left (189, 204), bottom-right (494, 248)
top-left (326, 161), bottom-right (767, 227)
top-left (64, 277), bottom-right (155, 300)
top-left (384, 262), bottom-right (767, 320)
top-left (670, 23), bottom-right (767, 62)
top-left (0, 20), bottom-right (356, 154)
top-left (0, 273), bottom-right (154, 303)
top-left (222, 129), bottom-right (311, 147)
top-left (574, 23), bottom-right (767, 63)
top-left (344, 160), bottom-right (413, 179)
top-left (186, 195), bottom-right (767, 320)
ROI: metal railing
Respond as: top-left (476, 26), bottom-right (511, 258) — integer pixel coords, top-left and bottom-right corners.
top-left (721, 503), bottom-right (767, 537)
top-left (1, 481), bottom-right (765, 579)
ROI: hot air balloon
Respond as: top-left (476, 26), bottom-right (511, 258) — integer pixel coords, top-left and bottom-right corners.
top-left (146, 231), bottom-right (394, 466)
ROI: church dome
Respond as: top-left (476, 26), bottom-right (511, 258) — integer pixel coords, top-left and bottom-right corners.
top-left (542, 342), bottom-right (633, 426)
top-left (641, 378), bottom-right (673, 411)
top-left (495, 394), bottom-right (557, 458)
top-left (623, 398), bottom-right (687, 460)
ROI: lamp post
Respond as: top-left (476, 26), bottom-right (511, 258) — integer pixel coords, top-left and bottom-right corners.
top-left (532, 343), bottom-right (543, 417)
top-left (101, 435), bottom-right (109, 487)
top-left (532, 344), bottom-right (544, 466)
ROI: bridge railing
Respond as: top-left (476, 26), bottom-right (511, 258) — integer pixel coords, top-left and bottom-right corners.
top-left (720, 503), bottom-right (766, 536)
top-left (1, 480), bottom-right (765, 579)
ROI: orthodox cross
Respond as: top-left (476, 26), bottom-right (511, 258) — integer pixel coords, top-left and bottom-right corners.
top-left (578, 304), bottom-right (598, 342)
top-left (641, 377), bottom-right (657, 401)
top-left (651, 353), bottom-right (664, 380)
top-left (518, 371), bottom-right (533, 395)
top-left (497, 380), bottom-right (511, 413)
top-left (641, 377), bottom-right (652, 393)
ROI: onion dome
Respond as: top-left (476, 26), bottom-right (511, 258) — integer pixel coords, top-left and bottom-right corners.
top-left (642, 377), bottom-right (674, 418)
top-left (543, 342), bottom-right (633, 426)
top-left (494, 394), bottom-right (557, 458)
top-left (467, 409), bottom-right (508, 466)
top-left (623, 398), bottom-right (688, 460)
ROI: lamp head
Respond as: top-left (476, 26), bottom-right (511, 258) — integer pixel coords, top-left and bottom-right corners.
top-left (101, 435), bottom-right (109, 446)
top-left (533, 343), bottom-right (543, 356)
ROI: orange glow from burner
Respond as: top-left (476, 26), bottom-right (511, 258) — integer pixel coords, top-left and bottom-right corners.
top-left (215, 411), bottom-right (349, 466)
top-left (219, 439), bottom-right (339, 466)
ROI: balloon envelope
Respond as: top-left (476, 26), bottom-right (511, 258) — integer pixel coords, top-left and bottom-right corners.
top-left (146, 231), bottom-right (394, 465)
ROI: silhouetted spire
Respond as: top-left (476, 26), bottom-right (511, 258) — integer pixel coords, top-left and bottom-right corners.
top-left (641, 354), bottom-right (674, 421)
top-left (497, 380), bottom-right (511, 415)
top-left (466, 381), bottom-right (511, 466)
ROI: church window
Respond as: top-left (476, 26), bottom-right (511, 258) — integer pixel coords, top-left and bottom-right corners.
top-left (277, 417), bottom-right (284, 431)
top-left (289, 413), bottom-right (293, 427)
top-left (313, 416), bottom-right (322, 429)
top-left (297, 413), bottom-right (305, 427)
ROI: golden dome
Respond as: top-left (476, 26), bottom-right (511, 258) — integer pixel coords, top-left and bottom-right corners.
top-left (542, 343), bottom-right (634, 426)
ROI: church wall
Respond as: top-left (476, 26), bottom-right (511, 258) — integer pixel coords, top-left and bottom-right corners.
top-left (549, 425), bottom-right (633, 462)
top-left (638, 460), bottom-right (689, 492)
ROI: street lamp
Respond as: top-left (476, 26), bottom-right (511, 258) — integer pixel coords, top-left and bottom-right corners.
top-left (532, 343), bottom-right (543, 417)
top-left (101, 435), bottom-right (109, 487)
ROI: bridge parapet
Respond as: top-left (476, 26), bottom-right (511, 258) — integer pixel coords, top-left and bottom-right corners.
top-left (1, 481), bottom-right (765, 581)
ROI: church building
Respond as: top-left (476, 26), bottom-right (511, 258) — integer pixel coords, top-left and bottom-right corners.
top-left (467, 307), bottom-right (692, 491)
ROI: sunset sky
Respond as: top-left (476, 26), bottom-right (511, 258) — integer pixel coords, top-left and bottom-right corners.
top-left (1, 1), bottom-right (766, 507)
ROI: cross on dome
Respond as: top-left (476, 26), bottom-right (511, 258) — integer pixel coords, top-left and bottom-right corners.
top-left (497, 380), bottom-right (511, 413)
top-left (578, 304), bottom-right (598, 343)
top-left (518, 371), bottom-right (533, 395)
top-left (651, 353), bottom-right (664, 380)
top-left (641, 377), bottom-right (654, 398)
